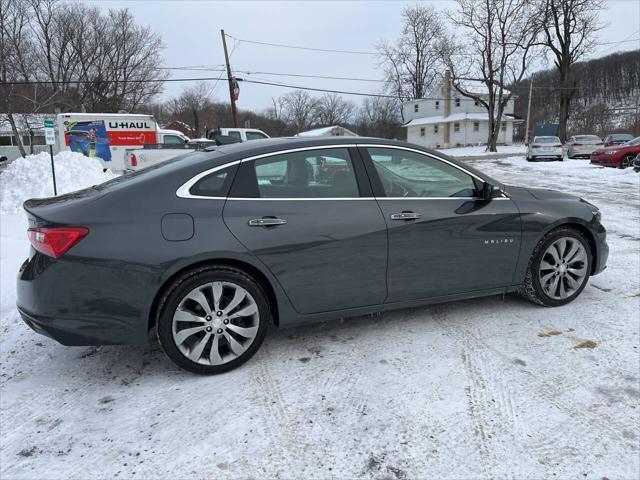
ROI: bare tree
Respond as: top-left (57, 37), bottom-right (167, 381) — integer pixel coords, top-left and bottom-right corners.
top-left (315, 93), bottom-right (354, 126)
top-left (377, 4), bottom-right (450, 105)
top-left (446, 0), bottom-right (541, 151)
top-left (540, 0), bottom-right (605, 141)
top-left (356, 97), bottom-right (402, 139)
top-left (280, 90), bottom-right (319, 133)
top-left (168, 82), bottom-right (214, 137)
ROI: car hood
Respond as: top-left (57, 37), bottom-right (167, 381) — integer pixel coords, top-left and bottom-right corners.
top-left (503, 185), bottom-right (581, 202)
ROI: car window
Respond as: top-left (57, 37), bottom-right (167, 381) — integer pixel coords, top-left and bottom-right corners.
top-left (246, 131), bottom-right (268, 141)
top-left (367, 147), bottom-right (477, 198)
top-left (575, 135), bottom-right (600, 141)
top-left (189, 165), bottom-right (237, 197)
top-left (253, 148), bottom-right (359, 198)
top-left (227, 131), bottom-right (242, 139)
top-left (533, 137), bottom-right (561, 144)
top-left (625, 137), bottom-right (640, 146)
top-left (163, 135), bottom-right (185, 145)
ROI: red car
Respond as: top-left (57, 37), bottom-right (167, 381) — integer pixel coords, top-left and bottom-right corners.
top-left (590, 136), bottom-right (640, 168)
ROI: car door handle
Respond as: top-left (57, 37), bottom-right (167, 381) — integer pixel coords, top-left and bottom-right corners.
top-left (390, 211), bottom-right (422, 221)
top-left (248, 217), bottom-right (287, 227)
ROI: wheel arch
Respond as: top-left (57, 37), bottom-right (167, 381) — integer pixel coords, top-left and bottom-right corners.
top-left (541, 220), bottom-right (599, 275)
top-left (148, 258), bottom-right (280, 332)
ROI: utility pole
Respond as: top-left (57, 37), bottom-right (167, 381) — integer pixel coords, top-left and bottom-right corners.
top-left (524, 73), bottom-right (534, 144)
top-left (221, 29), bottom-right (239, 128)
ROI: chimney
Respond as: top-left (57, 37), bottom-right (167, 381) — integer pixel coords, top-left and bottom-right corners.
top-left (442, 71), bottom-right (451, 146)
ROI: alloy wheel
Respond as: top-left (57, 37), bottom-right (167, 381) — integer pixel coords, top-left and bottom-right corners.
top-left (171, 281), bottom-right (259, 366)
top-left (538, 237), bottom-right (588, 300)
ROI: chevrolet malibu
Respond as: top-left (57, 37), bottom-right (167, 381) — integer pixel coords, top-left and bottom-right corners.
top-left (17, 138), bottom-right (608, 374)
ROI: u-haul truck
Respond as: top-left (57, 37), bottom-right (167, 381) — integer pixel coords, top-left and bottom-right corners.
top-left (56, 113), bottom-right (160, 172)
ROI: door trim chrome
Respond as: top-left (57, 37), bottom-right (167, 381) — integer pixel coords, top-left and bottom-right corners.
top-left (175, 143), bottom-right (509, 200)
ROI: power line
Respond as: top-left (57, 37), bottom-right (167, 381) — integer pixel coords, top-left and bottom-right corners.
top-left (224, 33), bottom-right (377, 56)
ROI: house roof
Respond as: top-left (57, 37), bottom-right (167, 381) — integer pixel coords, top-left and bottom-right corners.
top-left (403, 112), bottom-right (522, 127)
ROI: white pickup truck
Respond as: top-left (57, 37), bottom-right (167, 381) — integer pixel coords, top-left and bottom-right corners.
top-left (125, 128), bottom-right (270, 171)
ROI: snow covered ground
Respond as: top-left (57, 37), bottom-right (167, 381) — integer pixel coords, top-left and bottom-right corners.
top-left (1, 155), bottom-right (639, 479)
top-left (438, 144), bottom-right (527, 157)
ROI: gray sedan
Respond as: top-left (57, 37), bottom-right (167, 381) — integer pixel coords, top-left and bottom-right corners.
top-left (17, 137), bottom-right (609, 374)
top-left (566, 135), bottom-right (603, 159)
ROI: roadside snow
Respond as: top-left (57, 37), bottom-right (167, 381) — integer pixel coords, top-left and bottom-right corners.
top-left (1, 154), bottom-right (639, 479)
top-left (438, 144), bottom-right (527, 157)
top-left (0, 152), bottom-right (114, 216)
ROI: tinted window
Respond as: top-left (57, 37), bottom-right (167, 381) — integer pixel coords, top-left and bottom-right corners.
top-left (189, 165), bottom-right (236, 197)
top-left (253, 148), bottom-right (359, 198)
top-left (367, 147), bottom-right (477, 198)
top-left (227, 131), bottom-right (242, 139)
top-left (245, 131), bottom-right (268, 141)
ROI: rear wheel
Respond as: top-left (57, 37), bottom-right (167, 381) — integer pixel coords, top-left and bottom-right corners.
top-left (157, 266), bottom-right (269, 374)
top-left (520, 227), bottom-right (592, 307)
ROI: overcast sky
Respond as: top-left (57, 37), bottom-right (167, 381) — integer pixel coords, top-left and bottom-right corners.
top-left (90, 0), bottom-right (640, 112)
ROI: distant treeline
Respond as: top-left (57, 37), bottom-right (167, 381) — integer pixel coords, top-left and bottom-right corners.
top-left (514, 50), bottom-right (640, 136)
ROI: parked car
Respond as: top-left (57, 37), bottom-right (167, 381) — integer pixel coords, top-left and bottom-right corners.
top-left (633, 153), bottom-right (640, 173)
top-left (565, 135), bottom-right (603, 159)
top-left (206, 128), bottom-right (270, 143)
top-left (526, 136), bottom-right (563, 161)
top-left (603, 133), bottom-right (633, 147)
top-left (590, 136), bottom-right (640, 168)
top-left (17, 137), bottom-right (608, 374)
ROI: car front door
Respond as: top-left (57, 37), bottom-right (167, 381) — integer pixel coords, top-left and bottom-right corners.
top-left (223, 146), bottom-right (388, 314)
top-left (360, 146), bottom-right (521, 303)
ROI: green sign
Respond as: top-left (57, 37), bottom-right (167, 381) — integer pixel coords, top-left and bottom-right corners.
top-left (44, 118), bottom-right (55, 145)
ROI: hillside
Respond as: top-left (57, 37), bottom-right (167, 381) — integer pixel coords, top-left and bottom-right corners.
top-left (513, 49), bottom-right (640, 136)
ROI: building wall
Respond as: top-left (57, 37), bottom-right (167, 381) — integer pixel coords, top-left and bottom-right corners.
top-left (407, 120), bottom-right (515, 148)
top-left (403, 95), bottom-right (516, 123)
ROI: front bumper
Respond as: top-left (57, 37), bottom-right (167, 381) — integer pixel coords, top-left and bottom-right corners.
top-left (590, 154), bottom-right (621, 167)
top-left (593, 227), bottom-right (609, 275)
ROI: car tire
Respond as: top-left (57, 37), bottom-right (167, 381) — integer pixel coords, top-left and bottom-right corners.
top-left (621, 154), bottom-right (635, 169)
top-left (156, 265), bottom-right (270, 374)
top-left (520, 227), bottom-right (592, 307)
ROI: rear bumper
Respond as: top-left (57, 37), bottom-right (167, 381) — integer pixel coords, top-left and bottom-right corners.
top-left (16, 253), bottom-right (152, 346)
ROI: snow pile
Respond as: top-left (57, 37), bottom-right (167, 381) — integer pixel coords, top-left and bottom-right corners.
top-left (0, 151), bottom-right (115, 215)
top-left (440, 144), bottom-right (527, 157)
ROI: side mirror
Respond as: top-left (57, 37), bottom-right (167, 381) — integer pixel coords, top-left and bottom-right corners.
top-left (480, 182), bottom-right (501, 200)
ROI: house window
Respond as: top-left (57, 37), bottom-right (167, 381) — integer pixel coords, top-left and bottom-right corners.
top-left (501, 122), bottom-right (506, 132)
top-left (454, 123), bottom-right (460, 132)
top-left (435, 101), bottom-right (440, 110)
top-left (474, 100), bottom-right (480, 106)
top-left (473, 122), bottom-right (479, 132)
top-left (434, 124), bottom-right (439, 134)
top-left (0, 136), bottom-right (12, 146)
top-left (455, 98), bottom-right (461, 107)
top-left (414, 104), bottom-right (419, 113)
top-left (420, 127), bottom-right (425, 137)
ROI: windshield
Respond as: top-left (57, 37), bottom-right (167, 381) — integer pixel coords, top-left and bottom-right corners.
top-left (533, 137), bottom-right (561, 143)
top-left (624, 137), bottom-right (640, 146)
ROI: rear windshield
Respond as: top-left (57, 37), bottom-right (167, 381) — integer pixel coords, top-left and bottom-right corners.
top-left (534, 137), bottom-right (560, 143)
top-left (611, 134), bottom-right (633, 140)
top-left (95, 150), bottom-right (222, 191)
top-left (575, 135), bottom-right (600, 141)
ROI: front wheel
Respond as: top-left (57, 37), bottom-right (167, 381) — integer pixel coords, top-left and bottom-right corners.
top-left (621, 154), bottom-right (635, 169)
top-left (520, 227), bottom-right (592, 307)
top-left (157, 266), bottom-right (269, 374)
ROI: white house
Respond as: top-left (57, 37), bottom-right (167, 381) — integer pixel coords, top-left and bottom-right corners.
top-left (402, 74), bottom-right (522, 148)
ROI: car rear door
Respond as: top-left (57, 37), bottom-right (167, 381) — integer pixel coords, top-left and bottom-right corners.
top-left (222, 146), bottom-right (388, 314)
top-left (360, 145), bottom-right (521, 303)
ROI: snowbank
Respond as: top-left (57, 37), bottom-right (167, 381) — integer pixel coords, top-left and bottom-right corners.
top-left (0, 151), bottom-right (115, 215)
top-left (438, 144), bottom-right (527, 157)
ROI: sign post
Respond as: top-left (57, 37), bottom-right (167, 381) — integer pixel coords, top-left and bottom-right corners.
top-left (44, 119), bottom-right (57, 196)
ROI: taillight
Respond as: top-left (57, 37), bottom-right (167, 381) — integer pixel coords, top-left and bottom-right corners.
top-left (532, 145), bottom-right (539, 148)
top-left (573, 143), bottom-right (583, 146)
top-left (28, 227), bottom-right (89, 258)
top-left (554, 144), bottom-right (562, 147)
top-left (129, 153), bottom-right (138, 167)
